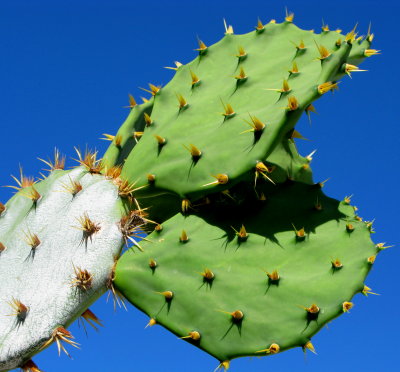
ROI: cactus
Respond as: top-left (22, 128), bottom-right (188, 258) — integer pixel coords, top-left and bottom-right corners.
top-left (0, 156), bottom-right (151, 371)
top-left (0, 14), bottom-right (381, 372)
top-left (114, 180), bottom-right (379, 366)
top-left (101, 19), bottom-right (372, 222)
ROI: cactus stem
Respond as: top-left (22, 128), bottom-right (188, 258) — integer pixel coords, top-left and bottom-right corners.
top-left (256, 343), bottom-right (280, 354)
top-left (41, 326), bottom-right (80, 357)
top-left (342, 302), bottom-right (353, 312)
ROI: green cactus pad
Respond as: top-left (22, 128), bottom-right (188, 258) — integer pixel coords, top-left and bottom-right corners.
top-left (0, 166), bottom-right (133, 371)
top-left (117, 22), bottom-right (370, 204)
top-left (115, 181), bottom-right (378, 364)
top-left (103, 99), bottom-right (153, 168)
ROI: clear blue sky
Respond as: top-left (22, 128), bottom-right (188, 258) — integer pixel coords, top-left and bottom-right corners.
top-left (1, 0), bottom-right (398, 371)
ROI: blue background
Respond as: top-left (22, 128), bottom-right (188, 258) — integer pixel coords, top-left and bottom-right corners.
top-left (1, 0), bottom-right (398, 371)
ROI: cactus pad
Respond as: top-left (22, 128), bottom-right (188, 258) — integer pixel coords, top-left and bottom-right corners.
top-left (115, 181), bottom-right (378, 364)
top-left (0, 165), bottom-right (138, 371)
top-left (117, 21), bottom-right (371, 206)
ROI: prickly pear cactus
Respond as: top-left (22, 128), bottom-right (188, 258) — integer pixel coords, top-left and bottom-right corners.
top-left (0, 13), bottom-right (381, 372)
top-left (102, 19), bottom-right (374, 223)
top-left (0, 155), bottom-right (148, 371)
top-left (114, 181), bottom-right (380, 367)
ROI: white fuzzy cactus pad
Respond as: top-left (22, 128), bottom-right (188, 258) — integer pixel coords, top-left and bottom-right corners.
top-left (0, 167), bottom-right (126, 371)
